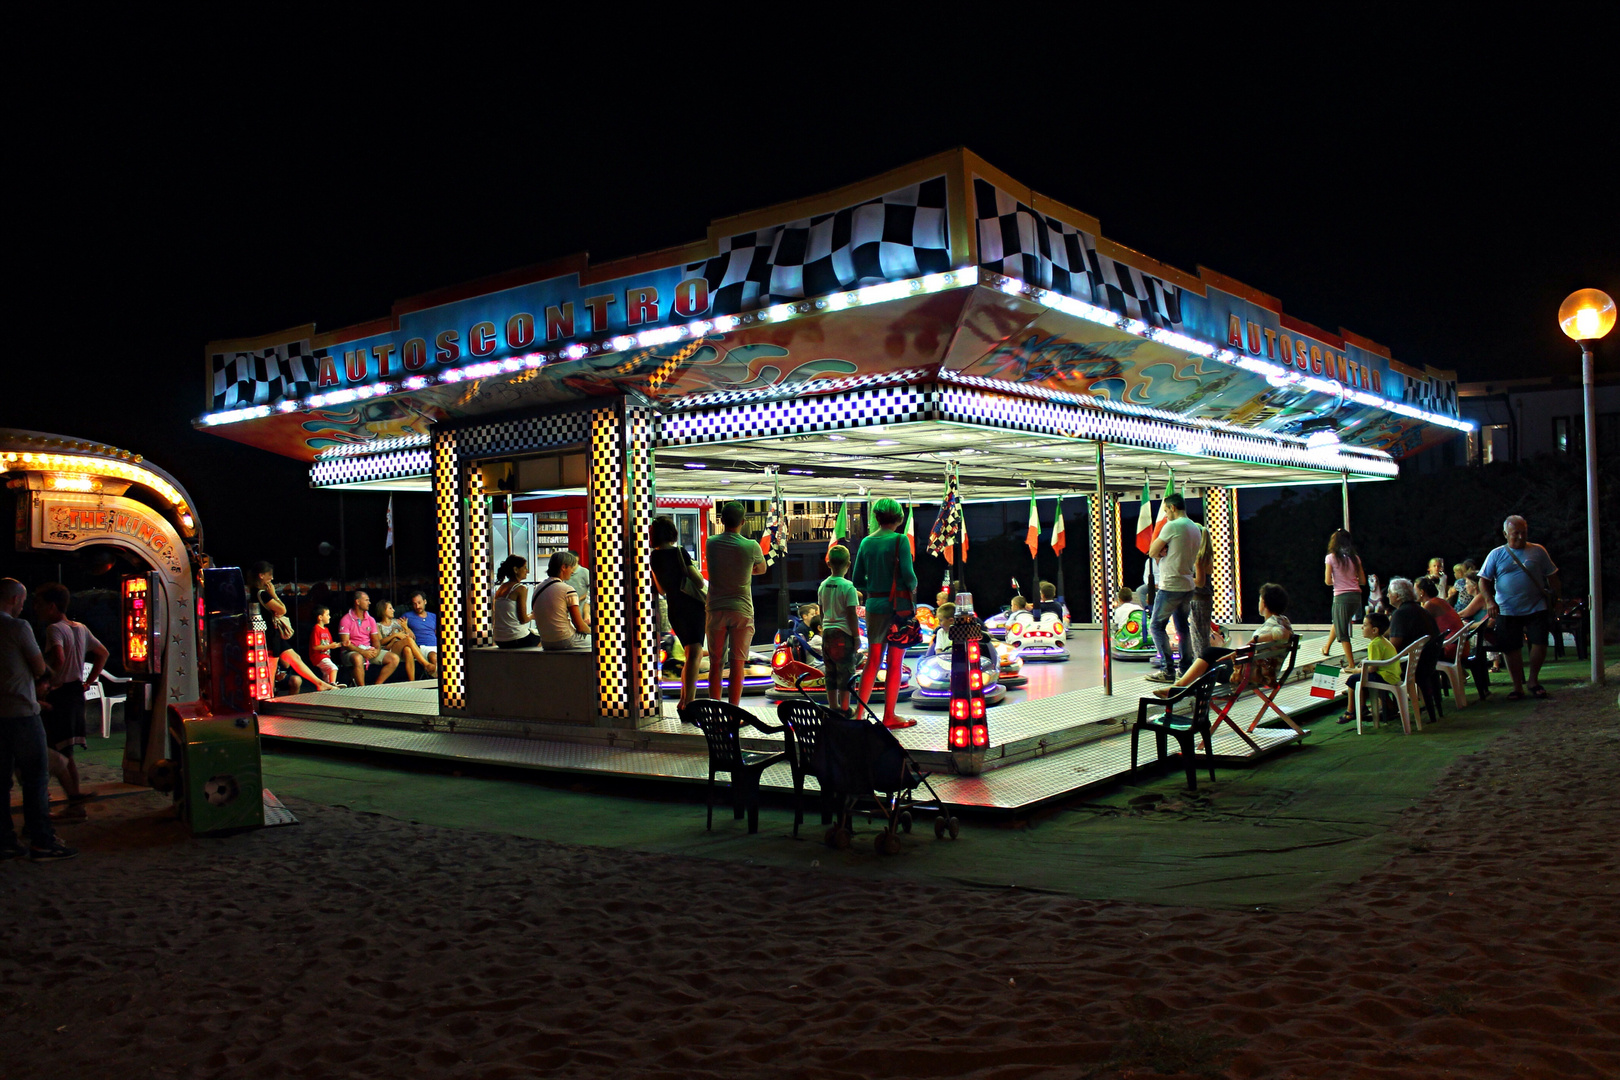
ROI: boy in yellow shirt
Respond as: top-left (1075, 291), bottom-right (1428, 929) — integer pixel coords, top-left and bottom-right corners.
top-left (1342, 611), bottom-right (1400, 724)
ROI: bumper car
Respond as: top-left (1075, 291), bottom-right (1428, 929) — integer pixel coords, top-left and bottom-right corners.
top-left (763, 628), bottom-right (913, 703)
top-left (983, 609), bottom-right (1013, 640)
top-left (1110, 605), bottom-right (1157, 661)
top-left (911, 637), bottom-right (1007, 709)
top-left (1005, 612), bottom-right (1070, 662)
top-left (658, 633), bottom-right (774, 697)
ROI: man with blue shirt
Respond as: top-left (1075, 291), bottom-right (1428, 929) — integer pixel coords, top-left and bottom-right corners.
top-left (402, 591), bottom-right (439, 668)
top-left (1479, 515), bottom-right (1560, 701)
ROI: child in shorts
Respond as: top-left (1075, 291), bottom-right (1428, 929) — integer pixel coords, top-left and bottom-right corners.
top-left (1342, 611), bottom-right (1399, 723)
top-left (310, 607), bottom-right (340, 683)
top-left (817, 547), bottom-right (859, 714)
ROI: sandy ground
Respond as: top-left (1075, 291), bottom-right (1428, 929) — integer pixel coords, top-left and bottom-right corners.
top-left (3, 677), bottom-right (1617, 1079)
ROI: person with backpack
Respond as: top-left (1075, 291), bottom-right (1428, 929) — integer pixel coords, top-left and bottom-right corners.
top-left (1478, 515), bottom-right (1561, 700)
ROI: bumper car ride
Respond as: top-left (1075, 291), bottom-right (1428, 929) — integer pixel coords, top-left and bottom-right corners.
top-left (1005, 615), bottom-right (1070, 662)
top-left (658, 635), bottom-right (774, 697)
top-left (763, 641), bottom-right (913, 702)
top-left (1110, 608), bottom-right (1158, 660)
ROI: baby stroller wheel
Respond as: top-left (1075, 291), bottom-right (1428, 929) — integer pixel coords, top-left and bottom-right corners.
top-left (875, 829), bottom-right (901, 856)
top-left (899, 811), bottom-right (912, 834)
top-left (825, 825), bottom-right (851, 850)
top-left (948, 816), bottom-right (961, 840)
top-left (934, 815), bottom-right (947, 839)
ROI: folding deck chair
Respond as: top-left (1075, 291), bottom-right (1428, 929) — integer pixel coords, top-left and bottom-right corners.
top-left (1207, 634), bottom-right (1302, 751)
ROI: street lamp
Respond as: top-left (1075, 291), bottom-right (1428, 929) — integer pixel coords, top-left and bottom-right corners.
top-left (1558, 288), bottom-right (1615, 686)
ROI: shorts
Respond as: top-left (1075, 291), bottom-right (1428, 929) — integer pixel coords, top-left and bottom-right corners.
top-left (1331, 592), bottom-right (1361, 641)
top-left (1494, 610), bottom-right (1549, 653)
top-left (496, 633), bottom-right (540, 650)
top-left (316, 656), bottom-right (339, 677)
top-left (822, 628), bottom-right (856, 692)
top-left (706, 609), bottom-right (755, 659)
top-left (42, 682), bottom-right (87, 751)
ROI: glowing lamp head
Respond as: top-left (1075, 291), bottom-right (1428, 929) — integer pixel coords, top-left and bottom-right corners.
top-left (1559, 289), bottom-right (1616, 343)
top-left (771, 645), bottom-right (790, 670)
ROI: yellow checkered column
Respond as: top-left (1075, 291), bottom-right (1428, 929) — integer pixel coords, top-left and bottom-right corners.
top-left (1087, 492), bottom-right (1121, 622)
top-left (624, 402), bottom-right (661, 718)
top-left (589, 406), bottom-right (630, 719)
top-left (432, 430), bottom-right (466, 712)
top-left (1204, 486), bottom-right (1239, 624)
top-left (466, 465), bottom-right (494, 647)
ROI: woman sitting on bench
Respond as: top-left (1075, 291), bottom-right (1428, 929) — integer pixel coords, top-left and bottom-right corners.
top-left (1152, 583), bottom-right (1291, 698)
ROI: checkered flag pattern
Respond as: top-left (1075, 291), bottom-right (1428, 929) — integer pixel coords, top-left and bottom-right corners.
top-left (1203, 487), bottom-right (1239, 623)
top-left (946, 612), bottom-right (984, 643)
top-left (432, 431), bottom-right (466, 710)
top-left (685, 178), bottom-right (951, 315)
top-left (589, 409), bottom-right (630, 719)
top-left (210, 341), bottom-right (325, 409)
top-left (972, 177), bottom-right (1183, 331)
top-left (310, 448), bottom-right (432, 488)
top-left (661, 384), bottom-right (935, 447)
top-left (1087, 492), bottom-right (1122, 623)
top-left (624, 402), bottom-right (662, 717)
top-left (466, 469), bottom-right (494, 648)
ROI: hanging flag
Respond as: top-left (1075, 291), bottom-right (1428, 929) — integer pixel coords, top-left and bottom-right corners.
top-left (1134, 478), bottom-right (1154, 554)
top-left (826, 500), bottom-right (847, 558)
top-left (385, 494), bottom-right (395, 550)
top-left (760, 472), bottom-right (787, 566)
top-left (903, 503), bottom-right (915, 557)
top-left (1051, 493), bottom-right (1067, 555)
top-left (1150, 471), bottom-right (1178, 546)
top-left (926, 462), bottom-right (963, 563)
top-left (1025, 486), bottom-right (1040, 559)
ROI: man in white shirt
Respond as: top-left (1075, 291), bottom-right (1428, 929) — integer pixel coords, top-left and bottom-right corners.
top-left (1145, 494), bottom-right (1204, 682)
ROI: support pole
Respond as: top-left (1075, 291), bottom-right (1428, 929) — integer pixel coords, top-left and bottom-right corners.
top-left (1582, 344), bottom-right (1605, 686)
top-left (1341, 470), bottom-right (1351, 533)
top-left (1097, 440), bottom-right (1112, 696)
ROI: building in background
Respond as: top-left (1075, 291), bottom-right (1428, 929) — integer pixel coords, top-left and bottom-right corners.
top-left (1458, 372), bottom-right (1620, 466)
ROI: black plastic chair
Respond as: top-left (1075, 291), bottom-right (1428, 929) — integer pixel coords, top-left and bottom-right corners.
top-left (775, 699), bottom-right (834, 838)
top-left (1131, 668), bottom-right (1221, 792)
top-left (680, 700), bottom-right (786, 834)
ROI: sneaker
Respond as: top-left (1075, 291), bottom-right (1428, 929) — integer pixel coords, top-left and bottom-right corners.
top-left (0, 839), bottom-right (27, 861)
top-left (29, 840), bottom-right (79, 862)
top-left (1144, 671), bottom-right (1176, 684)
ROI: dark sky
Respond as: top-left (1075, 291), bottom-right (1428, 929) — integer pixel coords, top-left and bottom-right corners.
top-left (8, 21), bottom-right (1616, 576)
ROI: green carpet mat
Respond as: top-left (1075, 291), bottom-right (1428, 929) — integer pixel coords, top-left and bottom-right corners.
top-left (75, 650), bottom-right (1614, 911)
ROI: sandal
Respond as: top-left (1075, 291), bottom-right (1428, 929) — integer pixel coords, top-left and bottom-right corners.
top-left (1336, 712), bottom-right (1354, 724)
top-left (1505, 689), bottom-right (1526, 701)
top-left (1530, 684), bottom-right (1549, 699)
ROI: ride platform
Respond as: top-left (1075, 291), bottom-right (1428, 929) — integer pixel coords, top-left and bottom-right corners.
top-left (257, 629), bottom-right (1367, 812)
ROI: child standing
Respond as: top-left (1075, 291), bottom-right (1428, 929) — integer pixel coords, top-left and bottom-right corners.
top-left (817, 547), bottom-right (859, 715)
top-left (309, 607), bottom-right (341, 685)
top-left (1341, 611), bottom-right (1400, 724)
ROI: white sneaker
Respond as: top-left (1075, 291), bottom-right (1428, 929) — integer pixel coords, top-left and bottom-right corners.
top-left (1144, 671), bottom-right (1175, 684)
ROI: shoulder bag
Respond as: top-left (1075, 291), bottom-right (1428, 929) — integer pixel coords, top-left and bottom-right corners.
top-left (884, 536), bottom-right (923, 647)
top-left (1502, 545), bottom-right (1555, 607)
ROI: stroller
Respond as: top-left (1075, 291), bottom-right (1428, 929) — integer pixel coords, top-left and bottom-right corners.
top-left (794, 674), bottom-right (960, 854)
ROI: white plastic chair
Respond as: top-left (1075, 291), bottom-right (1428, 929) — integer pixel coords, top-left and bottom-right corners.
top-left (1433, 625), bottom-right (1472, 710)
top-left (1353, 635), bottom-right (1428, 736)
top-left (81, 662), bottom-right (131, 738)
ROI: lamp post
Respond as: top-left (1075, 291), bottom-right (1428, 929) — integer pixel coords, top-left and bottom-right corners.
top-left (1558, 288), bottom-right (1616, 687)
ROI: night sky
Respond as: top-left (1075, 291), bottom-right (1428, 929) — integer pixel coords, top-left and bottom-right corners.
top-left (9, 26), bottom-right (1615, 581)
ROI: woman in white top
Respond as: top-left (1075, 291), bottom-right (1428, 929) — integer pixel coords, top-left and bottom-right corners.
top-left (533, 552), bottom-right (591, 650)
top-left (493, 556), bottom-right (539, 649)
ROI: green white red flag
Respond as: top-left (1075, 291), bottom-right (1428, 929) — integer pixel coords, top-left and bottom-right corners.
top-left (1050, 494), bottom-right (1066, 555)
top-left (1025, 487), bottom-right (1040, 559)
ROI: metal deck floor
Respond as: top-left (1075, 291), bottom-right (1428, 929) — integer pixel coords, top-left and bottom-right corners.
top-left (257, 630), bottom-right (1362, 810)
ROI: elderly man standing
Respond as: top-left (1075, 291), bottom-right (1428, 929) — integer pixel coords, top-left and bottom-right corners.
top-left (1144, 493), bottom-right (1203, 683)
top-left (1479, 515), bottom-right (1561, 700)
top-left (0, 578), bottom-right (76, 862)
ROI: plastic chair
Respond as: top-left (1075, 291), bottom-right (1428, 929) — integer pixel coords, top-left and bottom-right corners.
top-left (1434, 625), bottom-right (1472, 710)
top-left (1131, 668), bottom-right (1220, 791)
top-left (680, 700), bottom-right (786, 834)
top-left (81, 662), bottom-right (131, 738)
top-left (1354, 635), bottom-right (1428, 735)
top-left (775, 699), bottom-right (833, 837)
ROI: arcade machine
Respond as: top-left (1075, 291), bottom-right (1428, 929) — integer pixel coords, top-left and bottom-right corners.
top-left (2, 430), bottom-right (273, 834)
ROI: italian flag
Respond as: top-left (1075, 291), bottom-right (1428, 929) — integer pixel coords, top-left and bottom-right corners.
top-left (903, 503), bottom-right (914, 556)
top-left (1151, 473), bottom-right (1177, 546)
top-left (1025, 488), bottom-right (1040, 559)
top-left (1051, 493), bottom-right (1066, 555)
top-left (1135, 478), bottom-right (1155, 554)
top-left (827, 501), bottom-right (847, 558)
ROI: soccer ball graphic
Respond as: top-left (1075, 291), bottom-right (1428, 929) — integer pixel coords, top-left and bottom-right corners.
top-left (203, 775), bottom-right (240, 807)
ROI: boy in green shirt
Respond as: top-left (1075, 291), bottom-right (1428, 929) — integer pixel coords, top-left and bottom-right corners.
top-left (817, 546), bottom-right (860, 714)
top-left (1342, 611), bottom-right (1400, 724)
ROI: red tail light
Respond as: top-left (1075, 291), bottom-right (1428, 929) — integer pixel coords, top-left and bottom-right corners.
top-left (950, 698), bottom-right (967, 720)
top-left (969, 670), bottom-right (983, 690)
top-left (950, 726), bottom-right (969, 747)
top-left (772, 646), bottom-right (790, 670)
top-left (972, 724), bottom-right (988, 746)
top-left (971, 698), bottom-right (985, 719)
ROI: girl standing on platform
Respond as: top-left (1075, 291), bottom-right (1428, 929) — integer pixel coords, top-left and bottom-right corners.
top-left (851, 497), bottom-right (917, 730)
top-left (1320, 530), bottom-right (1365, 669)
